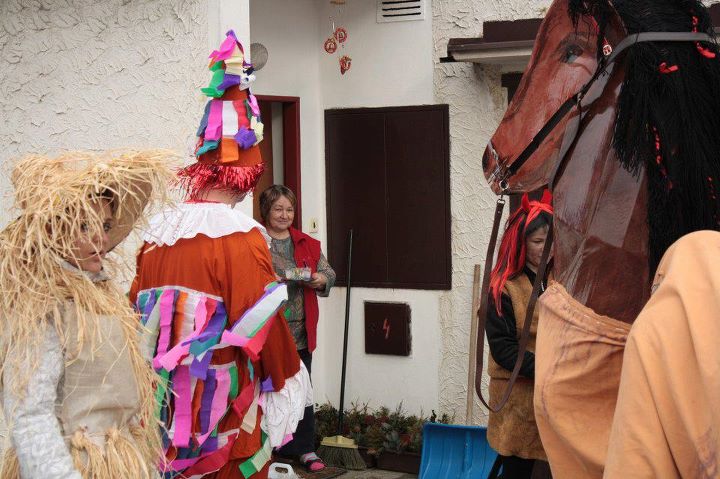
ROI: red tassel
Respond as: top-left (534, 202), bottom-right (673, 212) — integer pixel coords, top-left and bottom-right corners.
top-left (659, 62), bottom-right (679, 74)
top-left (521, 193), bottom-right (531, 213)
top-left (540, 189), bottom-right (553, 205)
top-left (709, 177), bottom-right (719, 225)
top-left (709, 177), bottom-right (717, 201)
top-left (176, 162), bottom-right (265, 200)
top-left (691, 16), bottom-right (716, 58)
top-left (696, 43), bottom-right (716, 59)
top-left (652, 127), bottom-right (673, 191)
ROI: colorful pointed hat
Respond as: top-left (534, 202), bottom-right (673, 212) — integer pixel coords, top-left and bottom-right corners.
top-left (178, 30), bottom-right (265, 199)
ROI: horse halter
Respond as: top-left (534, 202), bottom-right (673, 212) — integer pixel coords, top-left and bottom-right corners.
top-left (488, 31), bottom-right (713, 193)
top-left (477, 25), bottom-right (713, 413)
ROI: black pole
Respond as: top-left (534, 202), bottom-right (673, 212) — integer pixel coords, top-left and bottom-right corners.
top-left (337, 228), bottom-right (353, 436)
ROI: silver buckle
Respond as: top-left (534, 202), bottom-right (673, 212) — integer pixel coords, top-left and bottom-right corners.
top-left (488, 163), bottom-right (504, 184)
top-left (488, 164), bottom-right (510, 192)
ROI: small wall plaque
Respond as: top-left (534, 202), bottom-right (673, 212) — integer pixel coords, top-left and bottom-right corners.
top-left (364, 301), bottom-right (411, 356)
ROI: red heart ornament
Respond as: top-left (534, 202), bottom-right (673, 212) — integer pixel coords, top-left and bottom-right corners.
top-left (334, 27), bottom-right (348, 43)
top-left (339, 55), bottom-right (352, 74)
top-left (324, 37), bottom-right (337, 54)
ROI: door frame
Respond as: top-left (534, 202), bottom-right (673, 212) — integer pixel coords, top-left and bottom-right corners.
top-left (256, 95), bottom-right (302, 229)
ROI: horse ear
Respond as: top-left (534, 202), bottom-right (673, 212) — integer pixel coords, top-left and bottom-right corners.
top-left (541, 189), bottom-right (553, 205)
top-left (521, 193), bottom-right (531, 212)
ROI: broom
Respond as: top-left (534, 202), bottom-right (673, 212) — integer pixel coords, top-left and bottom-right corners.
top-left (317, 229), bottom-right (367, 470)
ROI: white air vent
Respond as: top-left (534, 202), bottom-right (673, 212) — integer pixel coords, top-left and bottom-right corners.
top-left (377, 0), bottom-right (425, 23)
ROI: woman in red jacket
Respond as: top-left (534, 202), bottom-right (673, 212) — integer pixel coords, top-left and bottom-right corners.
top-left (259, 185), bottom-right (336, 472)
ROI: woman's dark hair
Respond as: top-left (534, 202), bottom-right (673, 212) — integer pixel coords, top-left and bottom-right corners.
top-left (259, 185), bottom-right (297, 223)
top-left (489, 194), bottom-right (553, 315)
top-left (525, 211), bottom-right (552, 238)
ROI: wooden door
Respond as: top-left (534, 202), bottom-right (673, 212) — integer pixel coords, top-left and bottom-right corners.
top-left (253, 100), bottom-right (275, 222)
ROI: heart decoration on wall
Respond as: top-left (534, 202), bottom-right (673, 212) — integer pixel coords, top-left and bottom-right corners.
top-left (323, 0), bottom-right (352, 75)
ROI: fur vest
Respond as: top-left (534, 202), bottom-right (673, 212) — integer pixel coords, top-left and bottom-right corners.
top-left (487, 274), bottom-right (546, 460)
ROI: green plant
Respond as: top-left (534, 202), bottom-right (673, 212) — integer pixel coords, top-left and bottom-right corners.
top-left (314, 402), bottom-right (338, 448)
top-left (313, 401), bottom-right (454, 455)
top-left (343, 402), bottom-right (372, 445)
top-left (364, 423), bottom-right (386, 453)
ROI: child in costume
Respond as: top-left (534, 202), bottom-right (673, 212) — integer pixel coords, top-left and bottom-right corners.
top-left (0, 150), bottom-right (174, 479)
top-left (486, 192), bottom-right (552, 479)
top-left (130, 31), bottom-right (311, 479)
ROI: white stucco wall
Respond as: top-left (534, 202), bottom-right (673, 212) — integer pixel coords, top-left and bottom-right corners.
top-left (433, 0), bottom-right (554, 425)
top-left (0, 0), bottom-right (208, 228)
top-left (249, 0), bottom-right (324, 234)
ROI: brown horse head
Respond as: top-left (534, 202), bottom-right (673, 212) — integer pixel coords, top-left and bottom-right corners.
top-left (483, 0), bottom-right (626, 194)
top-left (482, 0), bottom-right (720, 323)
top-left (487, 0), bottom-right (720, 271)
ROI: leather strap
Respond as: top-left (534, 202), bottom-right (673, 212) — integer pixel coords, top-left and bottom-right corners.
top-left (493, 31), bottom-right (713, 188)
top-left (475, 197), bottom-right (506, 409)
top-left (475, 198), bottom-right (553, 412)
top-left (606, 32), bottom-right (712, 66)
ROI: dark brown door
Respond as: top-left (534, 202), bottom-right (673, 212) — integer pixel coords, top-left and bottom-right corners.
top-left (325, 105), bottom-right (451, 290)
top-left (253, 100), bottom-right (275, 222)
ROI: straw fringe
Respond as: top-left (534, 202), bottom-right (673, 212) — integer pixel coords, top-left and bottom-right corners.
top-left (71, 430), bottom-right (110, 479)
top-left (2, 424), bottom-right (159, 479)
top-left (0, 448), bottom-right (20, 479)
top-left (106, 427), bottom-right (150, 479)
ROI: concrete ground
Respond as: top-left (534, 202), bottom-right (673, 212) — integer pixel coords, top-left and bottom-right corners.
top-left (340, 470), bottom-right (416, 479)
top-left (270, 461), bottom-right (417, 479)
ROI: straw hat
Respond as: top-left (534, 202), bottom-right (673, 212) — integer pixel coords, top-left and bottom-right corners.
top-left (7, 149), bottom-right (176, 253)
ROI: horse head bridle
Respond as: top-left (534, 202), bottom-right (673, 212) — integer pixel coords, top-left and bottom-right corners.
top-left (476, 17), bottom-right (713, 412)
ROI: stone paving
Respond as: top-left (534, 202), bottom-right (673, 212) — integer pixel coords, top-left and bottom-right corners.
top-left (269, 461), bottom-right (417, 479)
top-left (340, 470), bottom-right (416, 479)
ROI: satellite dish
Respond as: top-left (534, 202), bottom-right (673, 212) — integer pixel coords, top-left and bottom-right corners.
top-left (251, 43), bottom-right (268, 71)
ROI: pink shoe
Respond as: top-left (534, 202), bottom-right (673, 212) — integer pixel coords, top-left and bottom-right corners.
top-left (300, 453), bottom-right (326, 472)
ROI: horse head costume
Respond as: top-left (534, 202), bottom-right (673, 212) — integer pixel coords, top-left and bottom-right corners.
top-left (478, 0), bottom-right (720, 475)
top-left (484, 0), bottom-right (720, 321)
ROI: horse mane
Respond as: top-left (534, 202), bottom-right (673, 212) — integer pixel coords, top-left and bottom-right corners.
top-left (570, 0), bottom-right (720, 273)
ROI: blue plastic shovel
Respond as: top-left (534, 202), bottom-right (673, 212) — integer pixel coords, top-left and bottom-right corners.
top-left (419, 423), bottom-right (498, 479)
top-left (419, 266), bottom-right (499, 479)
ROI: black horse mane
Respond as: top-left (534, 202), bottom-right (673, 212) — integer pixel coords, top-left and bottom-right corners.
top-left (569, 0), bottom-right (720, 274)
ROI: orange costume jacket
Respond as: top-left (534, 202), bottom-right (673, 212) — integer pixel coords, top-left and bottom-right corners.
top-left (130, 202), bottom-right (311, 478)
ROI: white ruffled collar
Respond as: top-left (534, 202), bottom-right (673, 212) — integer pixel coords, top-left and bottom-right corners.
top-left (142, 202), bottom-right (269, 247)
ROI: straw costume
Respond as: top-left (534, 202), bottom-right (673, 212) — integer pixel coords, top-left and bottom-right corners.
top-left (0, 150), bottom-right (174, 479)
top-left (130, 31), bottom-right (311, 479)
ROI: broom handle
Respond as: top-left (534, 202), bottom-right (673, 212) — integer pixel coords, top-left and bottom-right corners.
top-left (337, 229), bottom-right (353, 435)
top-left (466, 264), bottom-right (482, 423)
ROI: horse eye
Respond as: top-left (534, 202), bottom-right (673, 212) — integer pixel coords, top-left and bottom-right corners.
top-left (563, 45), bottom-right (583, 63)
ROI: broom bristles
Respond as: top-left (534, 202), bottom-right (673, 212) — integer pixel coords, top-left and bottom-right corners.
top-left (317, 436), bottom-right (367, 471)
